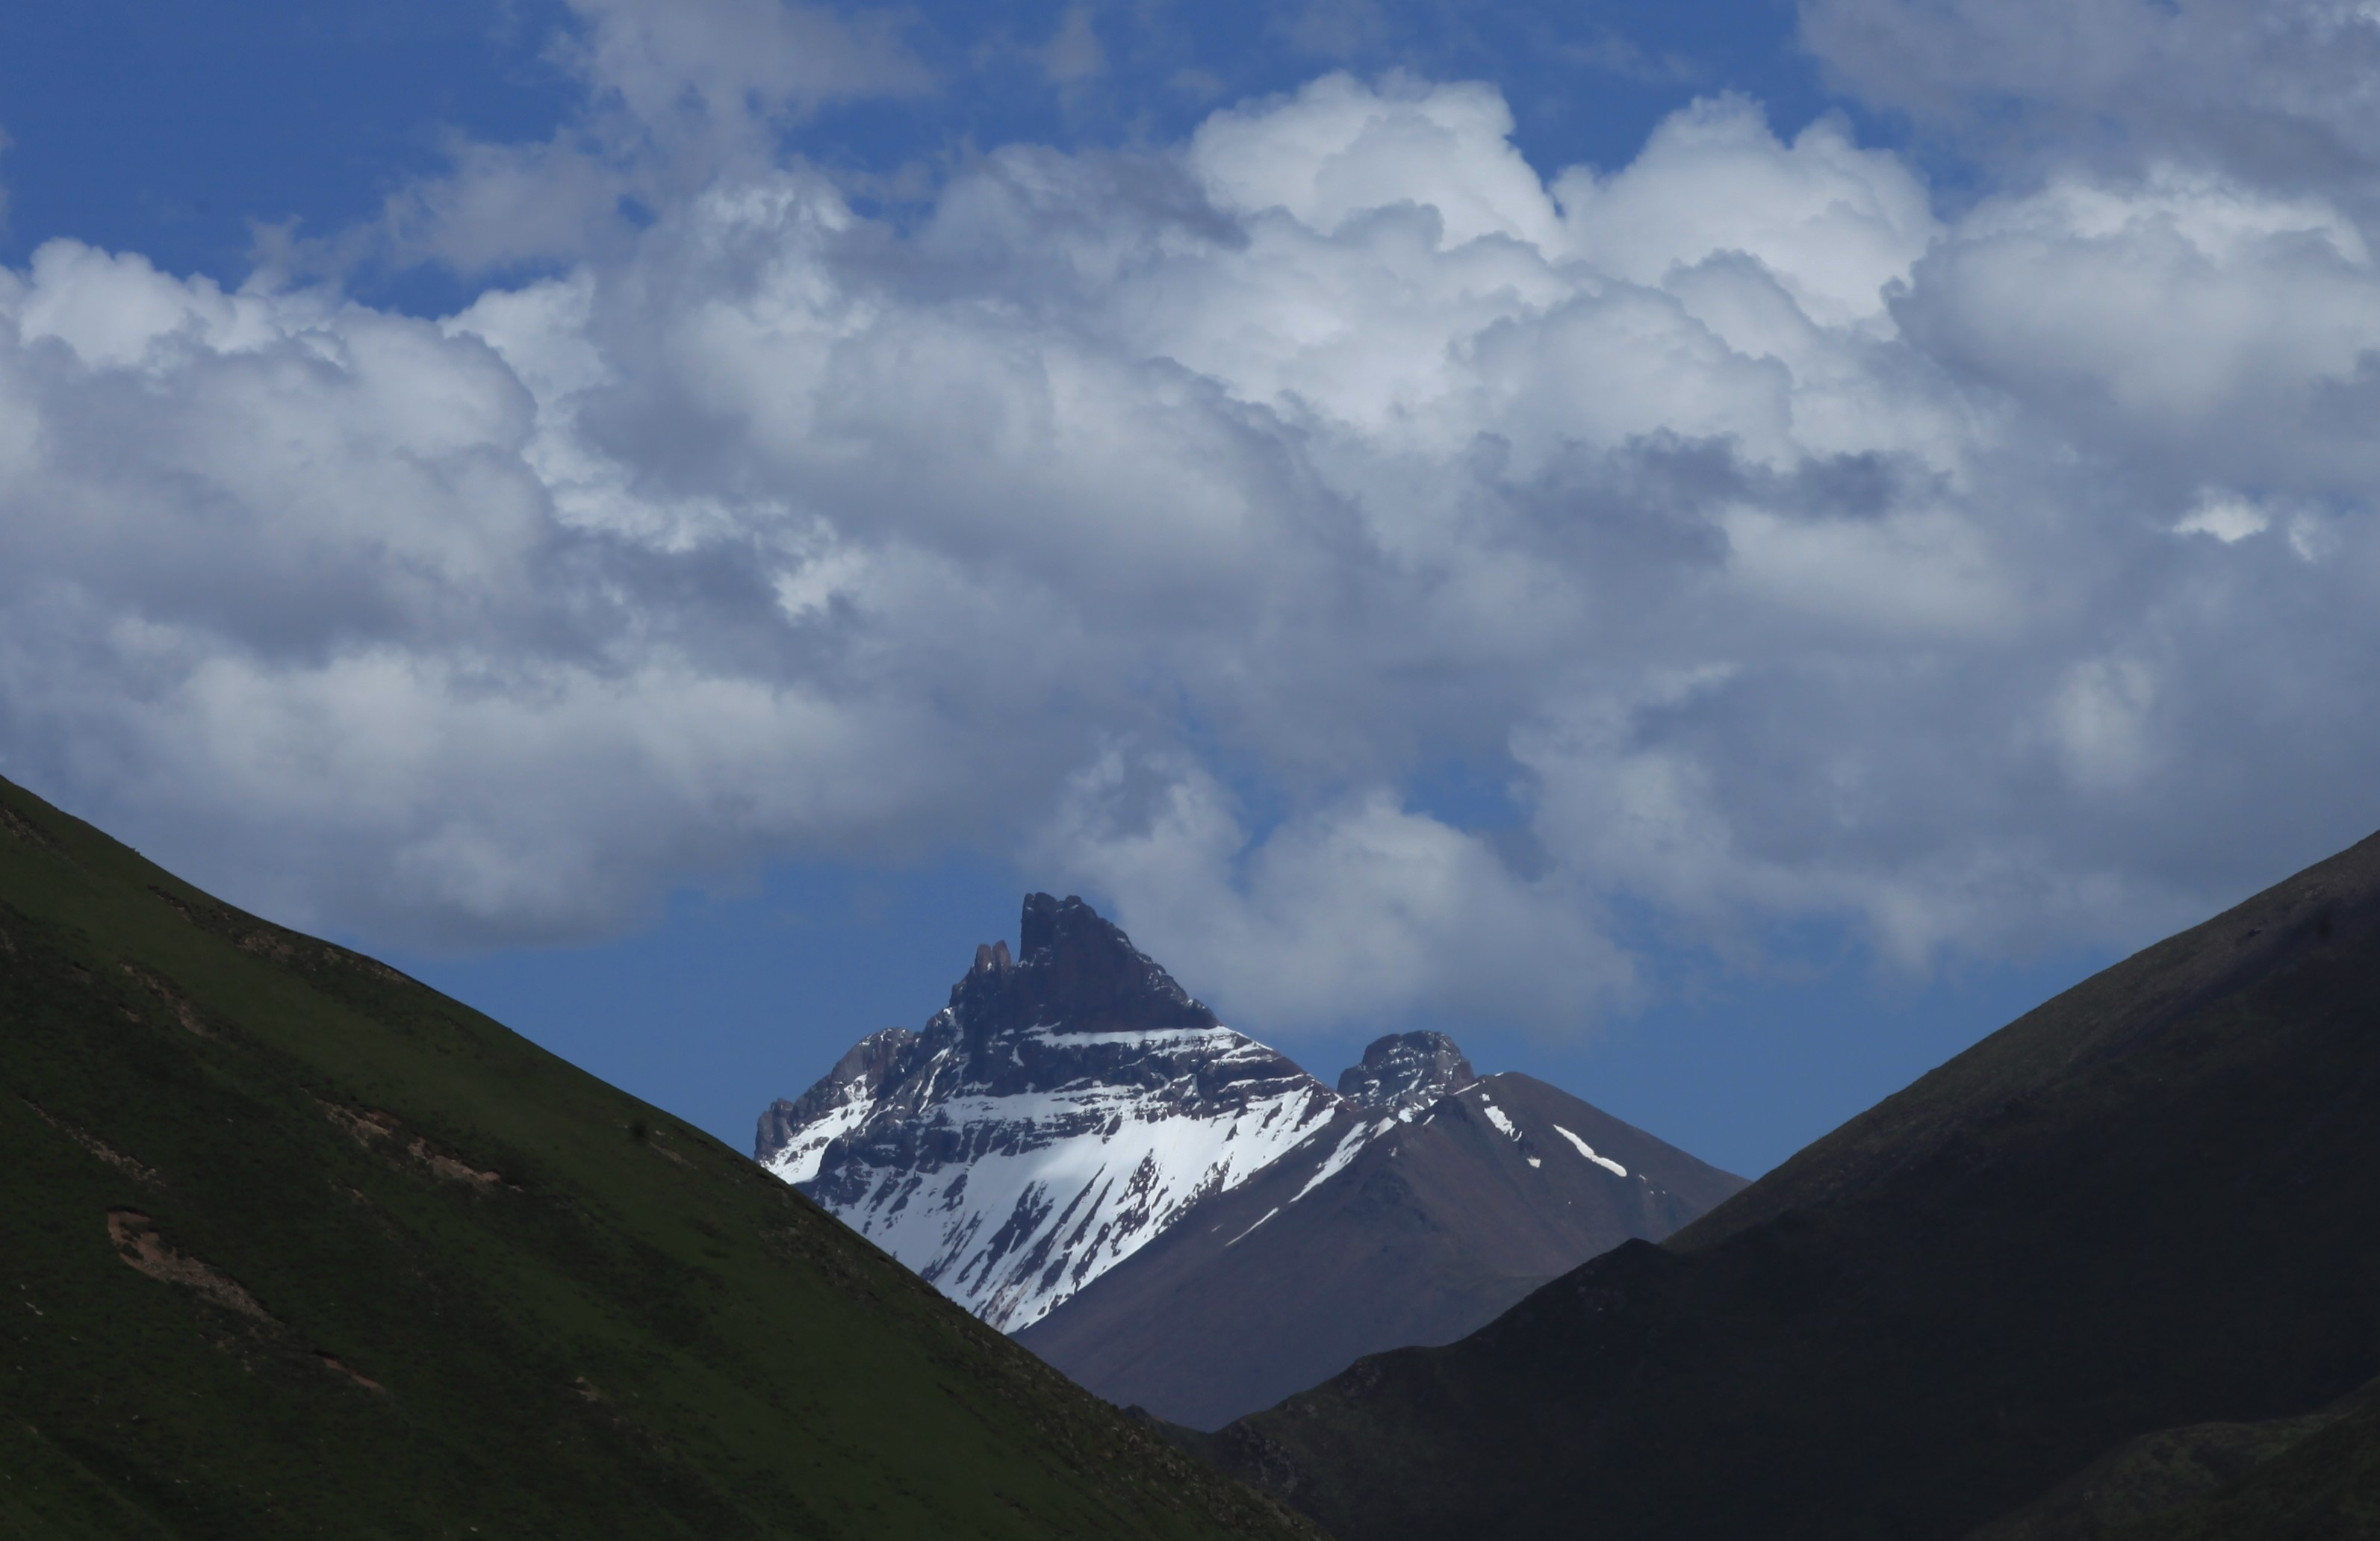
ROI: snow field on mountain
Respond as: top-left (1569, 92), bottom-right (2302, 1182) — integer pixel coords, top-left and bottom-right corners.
top-left (826, 1061), bottom-right (1338, 1330)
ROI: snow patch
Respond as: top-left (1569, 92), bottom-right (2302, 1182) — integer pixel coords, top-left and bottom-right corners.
top-left (1553, 1124), bottom-right (1626, 1176)
top-left (762, 1095), bottom-right (873, 1186)
top-left (1022, 1026), bottom-right (1242, 1048)
top-left (1291, 1120), bottom-right (1376, 1203)
top-left (1226, 1207), bottom-right (1281, 1246)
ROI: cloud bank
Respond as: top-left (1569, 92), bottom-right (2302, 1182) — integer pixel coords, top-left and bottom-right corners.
top-left (6, 13), bottom-right (2380, 1036)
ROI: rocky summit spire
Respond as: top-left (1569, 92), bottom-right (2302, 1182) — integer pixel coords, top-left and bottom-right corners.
top-left (1337, 1030), bottom-right (1476, 1114)
top-left (944, 893), bottom-right (1214, 1044)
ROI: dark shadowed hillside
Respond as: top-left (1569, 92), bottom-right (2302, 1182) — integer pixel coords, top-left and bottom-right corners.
top-left (0, 775), bottom-right (1323, 1541)
top-left (1189, 828), bottom-right (2380, 1540)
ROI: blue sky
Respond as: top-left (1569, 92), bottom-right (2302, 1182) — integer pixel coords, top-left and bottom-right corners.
top-left (1, 3), bottom-right (1837, 305)
top-left (4, 0), bottom-right (2376, 1177)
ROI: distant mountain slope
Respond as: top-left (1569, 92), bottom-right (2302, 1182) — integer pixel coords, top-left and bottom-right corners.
top-left (0, 776), bottom-right (1321, 1541)
top-left (1190, 828), bottom-right (2380, 1540)
top-left (754, 896), bottom-right (1341, 1331)
top-left (1016, 1067), bottom-right (1745, 1429)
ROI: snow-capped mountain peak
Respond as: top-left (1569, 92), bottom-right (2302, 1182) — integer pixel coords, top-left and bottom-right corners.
top-left (756, 894), bottom-right (1341, 1331)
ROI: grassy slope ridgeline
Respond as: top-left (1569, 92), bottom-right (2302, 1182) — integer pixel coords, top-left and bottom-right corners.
top-left (0, 775), bottom-right (1326, 1541)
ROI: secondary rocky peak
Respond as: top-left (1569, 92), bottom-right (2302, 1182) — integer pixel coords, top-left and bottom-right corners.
top-left (1337, 1030), bottom-right (1476, 1113)
top-left (753, 1025), bottom-right (920, 1182)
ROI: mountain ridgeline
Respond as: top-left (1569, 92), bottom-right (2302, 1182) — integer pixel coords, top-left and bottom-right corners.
top-left (756, 894), bottom-right (1744, 1428)
top-left (0, 776), bottom-right (1321, 1541)
top-left (1187, 829), bottom-right (2380, 1540)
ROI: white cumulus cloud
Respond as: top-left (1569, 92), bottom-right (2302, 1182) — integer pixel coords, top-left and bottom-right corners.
top-left (5, 58), bottom-right (2380, 1036)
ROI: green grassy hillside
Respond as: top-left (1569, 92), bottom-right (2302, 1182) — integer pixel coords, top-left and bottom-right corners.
top-left (1963, 1374), bottom-right (2380, 1540)
top-left (0, 776), bottom-right (1326, 1541)
top-left (2111, 1388), bottom-right (2380, 1541)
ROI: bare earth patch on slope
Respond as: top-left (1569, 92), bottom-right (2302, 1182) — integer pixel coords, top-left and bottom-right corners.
top-left (116, 962), bottom-right (211, 1036)
top-left (107, 1209), bottom-right (271, 1320)
top-left (312, 1352), bottom-right (386, 1392)
top-left (0, 803), bottom-right (58, 849)
top-left (25, 1101), bottom-right (161, 1185)
top-left (315, 1098), bottom-right (503, 1186)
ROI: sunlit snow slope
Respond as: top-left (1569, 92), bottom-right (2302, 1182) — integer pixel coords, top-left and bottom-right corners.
top-left (756, 895), bottom-right (1340, 1331)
